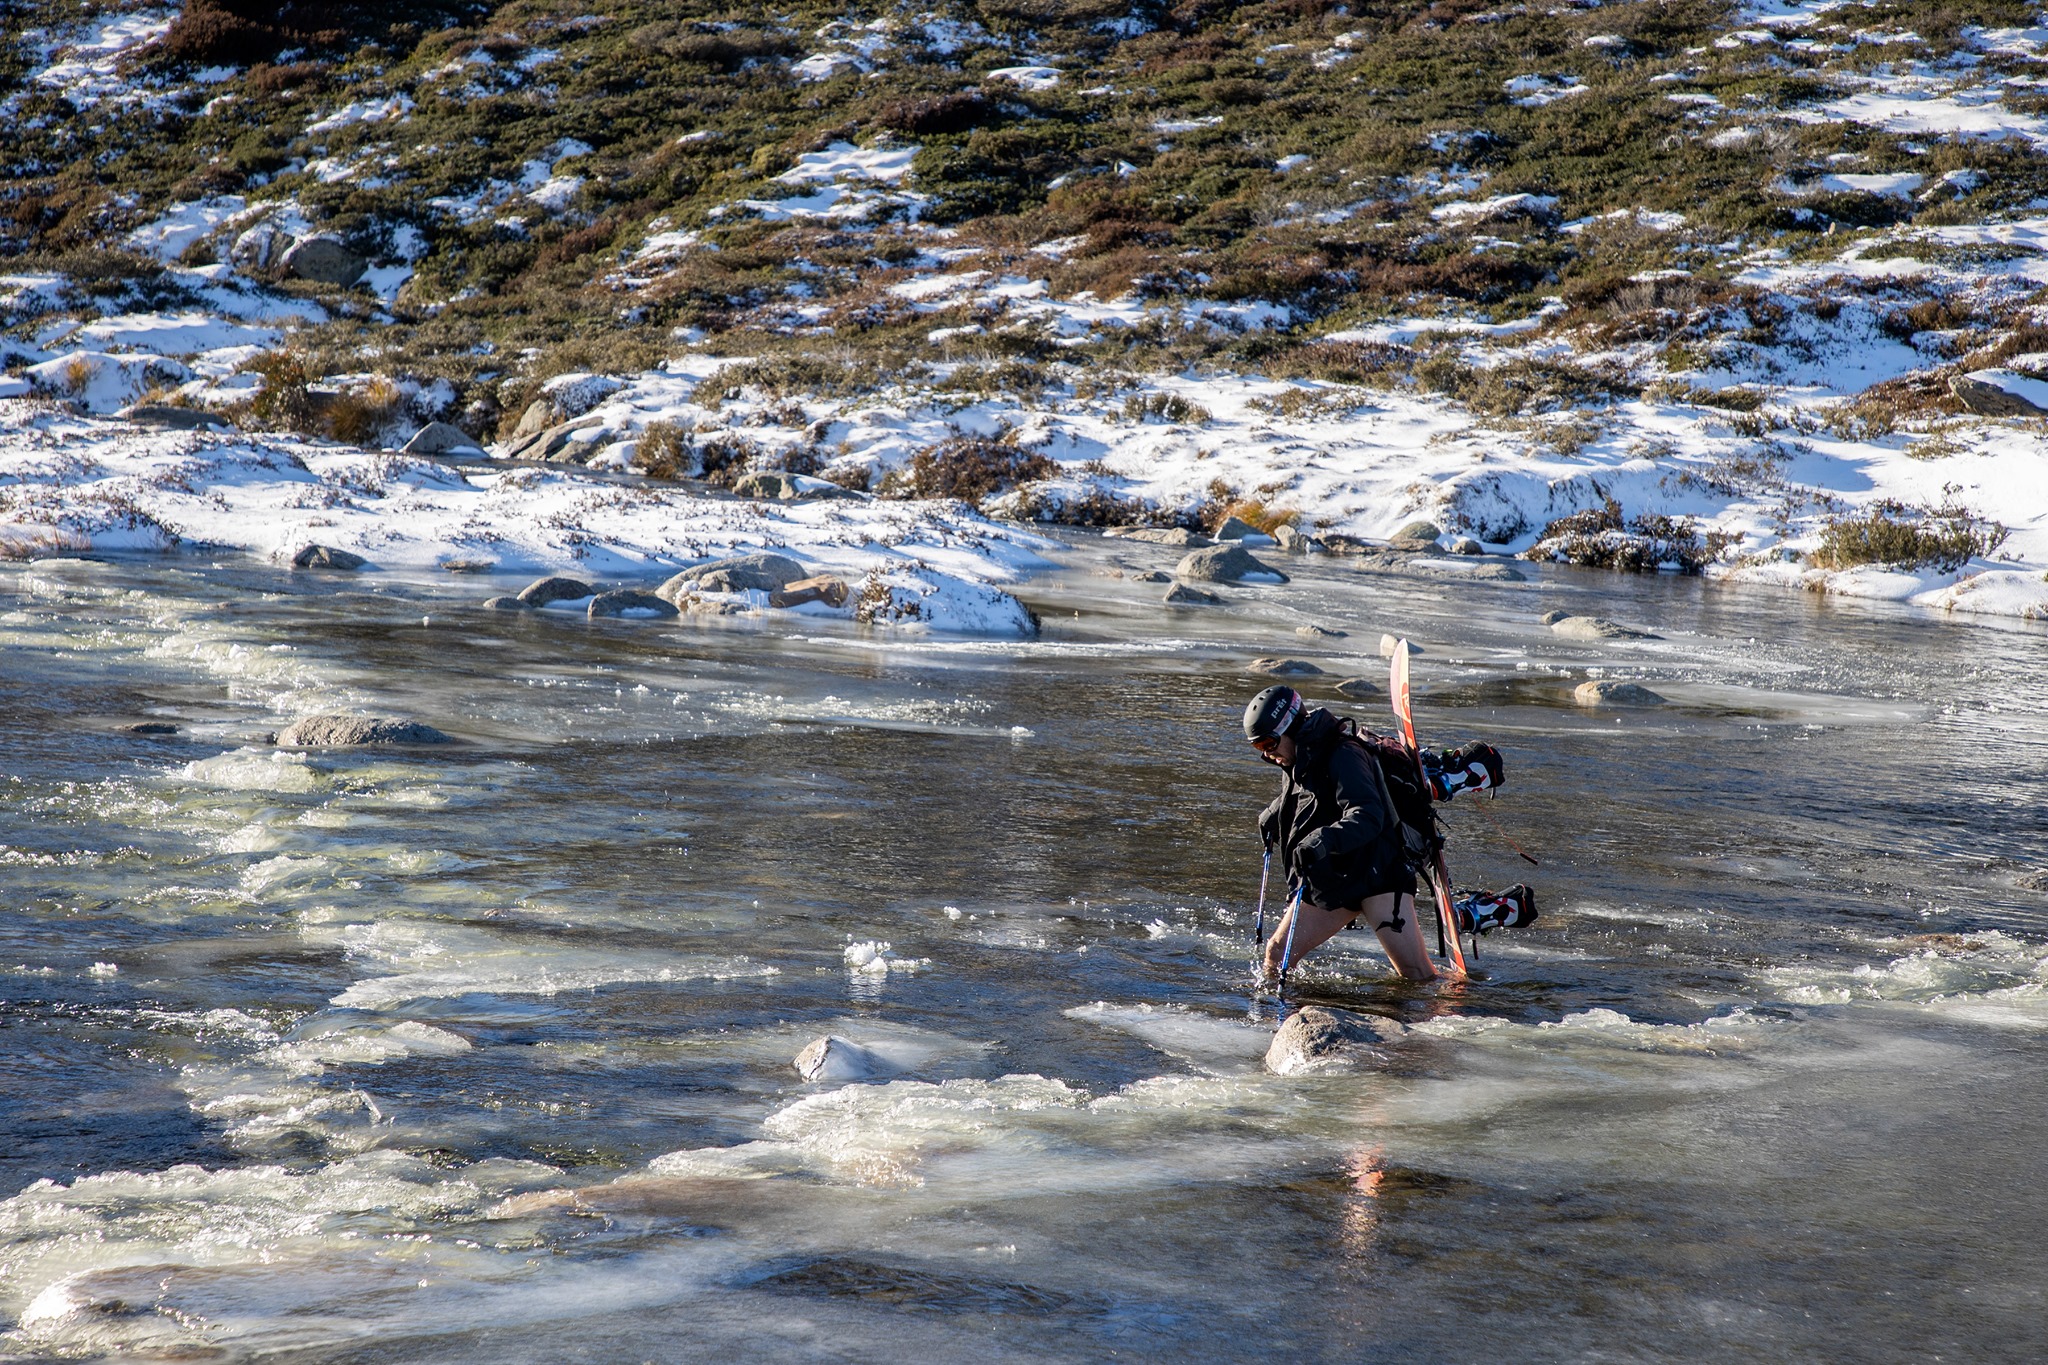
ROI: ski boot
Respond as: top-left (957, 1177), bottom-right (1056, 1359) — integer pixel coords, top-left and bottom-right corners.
top-left (1455, 884), bottom-right (1537, 936)
top-left (1425, 741), bottom-right (1504, 801)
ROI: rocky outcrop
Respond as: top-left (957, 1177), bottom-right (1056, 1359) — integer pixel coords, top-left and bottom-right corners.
top-left (1273, 524), bottom-right (1324, 554)
top-left (517, 576), bottom-right (595, 607)
top-left (1248, 657), bottom-right (1322, 675)
top-left (1573, 679), bottom-right (1666, 707)
top-left (281, 236), bottom-right (366, 287)
top-left (1162, 582), bottom-right (1223, 605)
top-left (402, 421), bottom-right (485, 457)
top-left (277, 715), bottom-right (453, 746)
top-left (1950, 370), bottom-right (2048, 418)
top-left (658, 553), bottom-right (808, 600)
top-left (1389, 520), bottom-right (1443, 550)
top-left (1264, 1006), bottom-right (1405, 1076)
top-left (771, 575), bottom-right (850, 608)
top-left (119, 404), bottom-right (234, 432)
top-left (1543, 612), bottom-right (1660, 640)
top-left (1175, 544), bottom-right (1288, 583)
top-left (291, 544), bottom-right (366, 570)
top-left (498, 418), bottom-right (607, 463)
top-left (588, 589), bottom-right (679, 619)
top-left (794, 1035), bottom-right (893, 1082)
top-left (1107, 526), bottom-right (1212, 547)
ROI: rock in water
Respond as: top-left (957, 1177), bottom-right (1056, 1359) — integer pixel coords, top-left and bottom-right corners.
top-left (120, 721), bottom-right (179, 735)
top-left (1213, 515), bottom-right (1261, 541)
top-left (1334, 677), bottom-right (1383, 699)
top-left (482, 595), bottom-right (531, 611)
top-left (1296, 624), bottom-right (1347, 638)
top-left (1549, 614), bottom-right (1659, 640)
top-left (1248, 657), bottom-right (1322, 675)
top-left (1379, 634), bottom-right (1422, 657)
top-left (1264, 1007), bottom-right (1406, 1076)
top-left (1175, 544), bottom-right (1288, 584)
top-left (1574, 680), bottom-right (1666, 707)
top-left (277, 715), bottom-right (453, 746)
top-left (1448, 536), bottom-right (1485, 555)
top-left (1163, 582), bottom-right (1223, 605)
top-left (1273, 524), bottom-right (1324, 554)
top-left (291, 544), bottom-right (366, 570)
top-left (658, 553), bottom-right (809, 601)
top-left (518, 575), bottom-right (595, 606)
top-left (1389, 520), bottom-right (1443, 549)
top-left (794, 1035), bottom-right (892, 1082)
top-left (588, 589), bottom-right (680, 619)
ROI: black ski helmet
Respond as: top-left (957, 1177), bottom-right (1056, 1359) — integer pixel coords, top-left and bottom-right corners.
top-left (1243, 685), bottom-right (1303, 743)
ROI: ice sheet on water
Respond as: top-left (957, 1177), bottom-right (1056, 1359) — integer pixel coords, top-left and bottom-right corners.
top-left (328, 919), bottom-right (777, 1009)
top-left (181, 749), bottom-right (323, 794)
top-left (1065, 1002), bottom-right (1272, 1075)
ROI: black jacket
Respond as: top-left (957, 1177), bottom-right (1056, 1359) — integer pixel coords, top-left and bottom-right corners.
top-left (1258, 707), bottom-right (1415, 911)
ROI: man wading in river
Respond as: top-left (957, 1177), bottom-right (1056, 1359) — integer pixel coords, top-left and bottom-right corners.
top-left (1245, 685), bottom-right (1534, 981)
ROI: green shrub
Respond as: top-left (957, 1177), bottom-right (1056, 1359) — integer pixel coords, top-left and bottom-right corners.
top-left (1810, 500), bottom-right (2005, 571)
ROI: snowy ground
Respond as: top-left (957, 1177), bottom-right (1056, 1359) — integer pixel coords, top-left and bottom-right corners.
top-left (0, 399), bottom-right (1050, 635)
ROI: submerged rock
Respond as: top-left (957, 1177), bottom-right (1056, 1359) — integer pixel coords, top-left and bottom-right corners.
top-left (1265, 1006), bottom-right (1406, 1076)
top-left (1248, 657), bottom-right (1322, 675)
top-left (793, 1035), bottom-right (894, 1082)
top-left (120, 721), bottom-right (179, 736)
top-left (588, 589), bottom-right (679, 619)
top-left (277, 715), bottom-right (453, 747)
top-left (1107, 526), bottom-right (1211, 547)
top-left (658, 552), bottom-right (808, 600)
top-left (482, 595), bottom-right (531, 611)
top-left (2018, 870), bottom-right (2048, 892)
top-left (1175, 544), bottom-right (1288, 584)
top-left (1547, 613), bottom-right (1659, 640)
top-left (290, 544), bottom-right (366, 571)
top-left (1296, 624), bottom-right (1347, 638)
top-left (1163, 582), bottom-right (1223, 605)
top-left (1135, 569), bottom-right (1172, 583)
top-left (1574, 679), bottom-right (1666, 707)
top-left (517, 575), bottom-right (594, 606)
top-left (1334, 677), bottom-right (1384, 699)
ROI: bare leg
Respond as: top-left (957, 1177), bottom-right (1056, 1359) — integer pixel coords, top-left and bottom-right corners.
top-left (1362, 892), bottom-right (1437, 982)
top-left (1262, 900), bottom-right (1357, 977)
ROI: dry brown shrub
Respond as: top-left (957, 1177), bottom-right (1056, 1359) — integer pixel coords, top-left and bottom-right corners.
top-left (887, 437), bottom-right (1056, 503)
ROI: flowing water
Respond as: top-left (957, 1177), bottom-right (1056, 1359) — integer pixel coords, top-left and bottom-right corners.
top-left (1, 538), bottom-right (2044, 1363)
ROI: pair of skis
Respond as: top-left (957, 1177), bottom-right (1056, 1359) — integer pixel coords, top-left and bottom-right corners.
top-left (1390, 640), bottom-right (1468, 976)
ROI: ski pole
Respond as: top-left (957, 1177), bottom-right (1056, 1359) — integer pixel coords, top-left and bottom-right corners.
top-left (1277, 889), bottom-right (1303, 988)
top-left (1253, 847), bottom-right (1271, 945)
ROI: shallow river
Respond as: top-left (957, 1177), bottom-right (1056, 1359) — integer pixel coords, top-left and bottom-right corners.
top-left (1, 536), bottom-right (2044, 1363)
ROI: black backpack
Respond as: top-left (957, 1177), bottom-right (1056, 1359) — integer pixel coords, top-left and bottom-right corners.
top-left (1334, 716), bottom-right (1442, 869)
